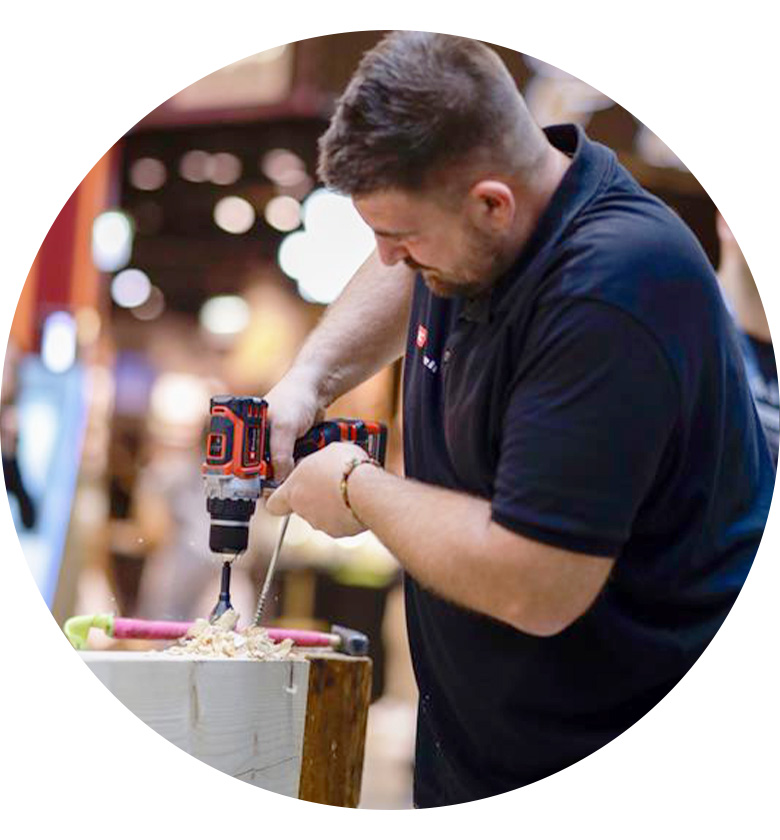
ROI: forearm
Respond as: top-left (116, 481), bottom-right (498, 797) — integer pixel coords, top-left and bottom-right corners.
top-left (346, 466), bottom-right (552, 633)
top-left (289, 250), bottom-right (415, 407)
top-left (266, 443), bottom-right (614, 633)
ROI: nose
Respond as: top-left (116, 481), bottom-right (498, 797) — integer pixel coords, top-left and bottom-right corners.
top-left (375, 236), bottom-right (409, 266)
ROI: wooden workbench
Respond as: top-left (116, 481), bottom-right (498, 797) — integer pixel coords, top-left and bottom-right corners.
top-left (80, 650), bottom-right (372, 807)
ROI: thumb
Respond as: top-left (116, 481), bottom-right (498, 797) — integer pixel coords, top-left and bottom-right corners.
top-left (265, 485), bottom-right (293, 517)
top-left (269, 422), bottom-right (296, 483)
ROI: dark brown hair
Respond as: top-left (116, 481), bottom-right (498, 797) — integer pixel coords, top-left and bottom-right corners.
top-left (317, 31), bottom-right (538, 197)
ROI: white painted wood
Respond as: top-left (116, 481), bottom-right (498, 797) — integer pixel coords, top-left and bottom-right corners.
top-left (80, 652), bottom-right (310, 797)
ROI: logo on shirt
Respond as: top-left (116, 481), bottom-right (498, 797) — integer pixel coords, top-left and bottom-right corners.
top-left (415, 323), bottom-right (438, 373)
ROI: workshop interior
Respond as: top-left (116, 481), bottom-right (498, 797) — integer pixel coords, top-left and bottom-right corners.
top-left (2, 32), bottom-right (735, 808)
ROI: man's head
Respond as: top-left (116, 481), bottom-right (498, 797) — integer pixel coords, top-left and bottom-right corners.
top-left (317, 31), bottom-right (561, 297)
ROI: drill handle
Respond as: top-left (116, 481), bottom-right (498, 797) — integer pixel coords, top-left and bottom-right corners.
top-left (261, 419), bottom-right (387, 490)
top-left (292, 419), bottom-right (388, 465)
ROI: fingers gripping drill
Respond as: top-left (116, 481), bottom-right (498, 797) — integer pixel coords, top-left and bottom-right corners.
top-left (202, 396), bottom-right (387, 622)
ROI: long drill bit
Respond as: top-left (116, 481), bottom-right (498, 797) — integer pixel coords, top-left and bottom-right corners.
top-left (253, 514), bottom-right (291, 626)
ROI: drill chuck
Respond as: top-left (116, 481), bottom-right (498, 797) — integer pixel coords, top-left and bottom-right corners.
top-left (206, 497), bottom-right (257, 554)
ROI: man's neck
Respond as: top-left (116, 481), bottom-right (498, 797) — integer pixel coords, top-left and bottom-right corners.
top-left (505, 146), bottom-right (572, 259)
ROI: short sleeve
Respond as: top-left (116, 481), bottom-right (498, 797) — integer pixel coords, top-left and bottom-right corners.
top-left (491, 299), bottom-right (679, 555)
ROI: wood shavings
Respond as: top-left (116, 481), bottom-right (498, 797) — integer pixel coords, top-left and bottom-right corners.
top-left (164, 609), bottom-right (303, 661)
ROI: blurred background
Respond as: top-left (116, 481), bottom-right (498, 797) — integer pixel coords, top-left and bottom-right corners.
top-left (1, 31), bottom-right (738, 808)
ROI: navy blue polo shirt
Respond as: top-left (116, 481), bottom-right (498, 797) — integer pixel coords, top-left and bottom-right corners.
top-left (402, 124), bottom-right (774, 807)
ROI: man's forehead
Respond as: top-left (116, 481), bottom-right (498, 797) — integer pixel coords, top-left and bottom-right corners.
top-left (354, 189), bottom-right (443, 235)
top-left (355, 188), bottom-right (419, 212)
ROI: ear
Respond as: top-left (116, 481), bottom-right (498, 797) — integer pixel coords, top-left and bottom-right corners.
top-left (466, 180), bottom-right (516, 232)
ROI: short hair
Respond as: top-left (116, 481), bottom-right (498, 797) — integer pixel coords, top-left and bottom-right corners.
top-left (317, 31), bottom-right (541, 197)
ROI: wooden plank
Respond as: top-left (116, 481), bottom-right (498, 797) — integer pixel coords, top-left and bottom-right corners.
top-left (299, 653), bottom-right (372, 807)
top-left (80, 652), bottom-right (310, 797)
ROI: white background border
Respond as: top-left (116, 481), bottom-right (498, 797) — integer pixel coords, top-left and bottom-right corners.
top-left (1, 2), bottom-right (777, 837)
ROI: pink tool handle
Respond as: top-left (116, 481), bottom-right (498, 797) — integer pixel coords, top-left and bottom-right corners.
top-left (112, 618), bottom-right (337, 647)
top-left (265, 628), bottom-right (338, 647)
top-left (113, 618), bottom-right (193, 640)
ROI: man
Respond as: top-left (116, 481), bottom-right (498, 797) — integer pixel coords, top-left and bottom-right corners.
top-left (264, 32), bottom-right (774, 806)
top-left (715, 211), bottom-right (778, 464)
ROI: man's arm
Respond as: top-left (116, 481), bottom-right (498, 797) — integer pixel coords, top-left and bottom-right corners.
top-left (266, 443), bottom-right (614, 637)
top-left (265, 250), bottom-right (415, 479)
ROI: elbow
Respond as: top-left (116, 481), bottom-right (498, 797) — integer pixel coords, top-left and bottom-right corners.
top-left (472, 520), bottom-right (614, 637)
top-left (504, 614), bottom-right (573, 638)
top-left (500, 599), bottom-right (590, 638)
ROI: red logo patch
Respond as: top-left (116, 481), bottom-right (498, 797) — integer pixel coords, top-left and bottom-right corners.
top-left (416, 325), bottom-right (428, 349)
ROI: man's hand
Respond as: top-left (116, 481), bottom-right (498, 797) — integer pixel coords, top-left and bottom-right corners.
top-left (264, 370), bottom-right (326, 482)
top-left (265, 442), bottom-right (370, 538)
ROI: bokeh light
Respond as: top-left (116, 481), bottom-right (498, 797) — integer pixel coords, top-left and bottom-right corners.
top-left (264, 195), bottom-right (301, 232)
top-left (213, 196), bottom-right (256, 234)
top-left (179, 150), bottom-right (212, 183)
top-left (199, 295), bottom-right (251, 336)
top-left (210, 152), bottom-right (242, 185)
top-left (111, 268), bottom-right (152, 308)
top-left (130, 286), bottom-right (166, 321)
top-left (92, 210), bottom-right (133, 272)
top-left (261, 148), bottom-right (306, 187)
top-left (278, 188), bottom-right (374, 304)
top-left (129, 157), bottom-right (167, 191)
top-left (41, 312), bottom-right (77, 373)
top-left (74, 307), bottom-right (101, 346)
top-left (150, 373), bottom-right (211, 427)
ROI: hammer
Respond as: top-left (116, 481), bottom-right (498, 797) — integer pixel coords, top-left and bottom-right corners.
top-left (63, 615), bottom-right (369, 656)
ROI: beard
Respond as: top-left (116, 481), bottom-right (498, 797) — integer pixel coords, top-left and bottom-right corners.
top-left (421, 272), bottom-right (487, 299)
top-left (408, 226), bottom-right (511, 300)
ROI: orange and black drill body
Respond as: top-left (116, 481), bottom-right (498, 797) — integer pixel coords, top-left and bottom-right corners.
top-left (202, 395), bottom-right (387, 555)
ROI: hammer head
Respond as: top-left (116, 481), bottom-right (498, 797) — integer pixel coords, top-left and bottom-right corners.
top-left (331, 625), bottom-right (370, 656)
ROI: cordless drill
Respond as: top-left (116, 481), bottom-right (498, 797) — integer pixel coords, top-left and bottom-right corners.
top-left (202, 395), bottom-right (387, 618)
